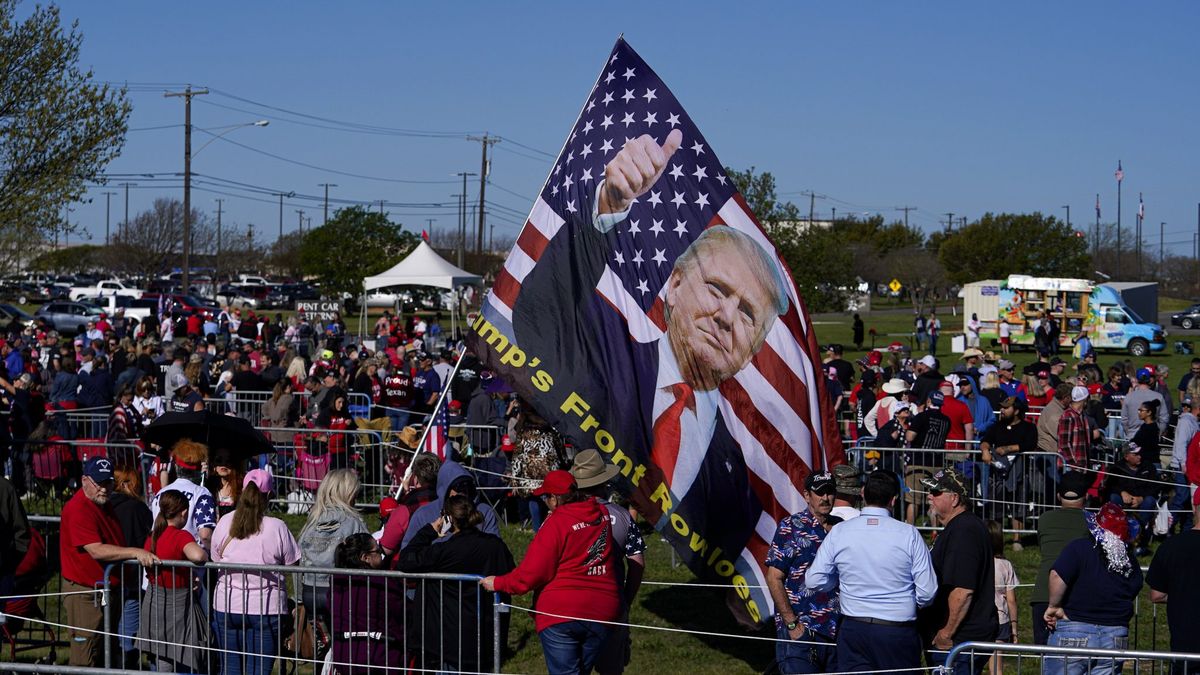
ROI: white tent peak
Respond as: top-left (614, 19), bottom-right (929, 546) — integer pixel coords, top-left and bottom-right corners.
top-left (362, 240), bottom-right (482, 291)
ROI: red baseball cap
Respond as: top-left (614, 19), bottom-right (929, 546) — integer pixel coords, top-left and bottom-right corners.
top-left (532, 470), bottom-right (576, 497)
top-left (378, 496), bottom-right (399, 520)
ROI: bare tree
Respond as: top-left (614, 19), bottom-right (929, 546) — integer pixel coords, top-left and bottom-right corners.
top-left (104, 197), bottom-right (214, 278)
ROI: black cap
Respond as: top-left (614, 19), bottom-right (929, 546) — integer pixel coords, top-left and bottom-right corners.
top-left (805, 471), bottom-right (835, 495)
top-left (1057, 472), bottom-right (1091, 500)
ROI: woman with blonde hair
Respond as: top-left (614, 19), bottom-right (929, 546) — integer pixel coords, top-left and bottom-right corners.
top-left (298, 468), bottom-right (367, 625)
top-left (286, 355), bottom-right (308, 392)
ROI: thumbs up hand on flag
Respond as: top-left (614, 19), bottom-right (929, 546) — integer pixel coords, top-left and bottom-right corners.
top-left (598, 128), bottom-right (683, 215)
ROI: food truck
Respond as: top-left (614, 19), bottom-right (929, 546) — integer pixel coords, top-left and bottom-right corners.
top-left (960, 275), bottom-right (1165, 356)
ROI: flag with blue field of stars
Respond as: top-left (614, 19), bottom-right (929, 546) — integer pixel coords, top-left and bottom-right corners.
top-left (470, 37), bottom-right (842, 627)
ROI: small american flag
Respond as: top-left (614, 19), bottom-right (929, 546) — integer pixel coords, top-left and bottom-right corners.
top-left (1115, 160), bottom-right (1124, 183)
top-left (1095, 193), bottom-right (1101, 219)
top-left (423, 399), bottom-right (449, 460)
top-left (1137, 193), bottom-right (1144, 224)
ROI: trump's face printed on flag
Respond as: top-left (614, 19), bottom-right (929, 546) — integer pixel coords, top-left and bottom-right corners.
top-left (664, 226), bottom-right (786, 392)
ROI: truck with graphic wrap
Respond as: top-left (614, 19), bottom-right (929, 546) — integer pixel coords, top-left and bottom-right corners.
top-left (960, 275), bottom-right (1165, 356)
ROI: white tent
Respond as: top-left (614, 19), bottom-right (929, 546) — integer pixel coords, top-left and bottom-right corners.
top-left (359, 241), bottom-right (482, 342)
top-left (363, 240), bottom-right (481, 290)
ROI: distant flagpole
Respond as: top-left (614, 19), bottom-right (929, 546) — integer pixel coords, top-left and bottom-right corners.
top-left (1137, 192), bottom-right (1145, 277)
top-left (1115, 160), bottom-right (1124, 277)
top-left (1095, 193), bottom-right (1101, 264)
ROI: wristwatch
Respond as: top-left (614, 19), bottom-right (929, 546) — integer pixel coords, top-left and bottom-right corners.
top-left (784, 617), bottom-right (800, 631)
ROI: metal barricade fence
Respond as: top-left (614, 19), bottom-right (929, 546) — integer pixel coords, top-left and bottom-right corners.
top-left (100, 559), bottom-right (504, 674)
top-left (847, 445), bottom-right (1064, 533)
top-left (20, 439), bottom-right (148, 509)
top-left (54, 409), bottom-right (111, 441)
top-left (944, 640), bottom-right (1200, 675)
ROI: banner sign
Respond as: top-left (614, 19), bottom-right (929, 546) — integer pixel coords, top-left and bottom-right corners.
top-left (467, 38), bottom-right (842, 625)
top-left (295, 300), bottom-right (342, 321)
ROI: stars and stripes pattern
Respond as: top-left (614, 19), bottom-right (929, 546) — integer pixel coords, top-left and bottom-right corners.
top-left (1096, 193), bottom-right (1101, 220)
top-left (1115, 160), bottom-right (1124, 183)
top-left (479, 38), bottom-right (840, 622)
top-left (423, 400), bottom-right (449, 461)
top-left (1137, 192), bottom-right (1144, 225)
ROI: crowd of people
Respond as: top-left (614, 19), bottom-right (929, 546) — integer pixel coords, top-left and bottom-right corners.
top-left (0, 299), bottom-right (1197, 674)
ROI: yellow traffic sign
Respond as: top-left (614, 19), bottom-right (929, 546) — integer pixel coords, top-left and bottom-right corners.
top-left (889, 279), bottom-right (902, 293)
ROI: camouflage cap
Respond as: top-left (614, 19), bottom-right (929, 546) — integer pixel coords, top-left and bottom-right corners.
top-left (832, 464), bottom-right (863, 496)
top-left (920, 467), bottom-right (969, 497)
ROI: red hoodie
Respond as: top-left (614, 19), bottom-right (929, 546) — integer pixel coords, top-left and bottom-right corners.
top-left (492, 497), bottom-right (620, 632)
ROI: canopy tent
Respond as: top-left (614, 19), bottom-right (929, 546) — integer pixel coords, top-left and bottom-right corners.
top-left (359, 240), bottom-right (483, 342)
top-left (363, 240), bottom-right (482, 291)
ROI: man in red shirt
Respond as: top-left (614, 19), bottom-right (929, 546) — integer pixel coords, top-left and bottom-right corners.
top-left (938, 378), bottom-right (977, 451)
top-left (60, 457), bottom-right (159, 666)
top-left (481, 471), bottom-right (619, 675)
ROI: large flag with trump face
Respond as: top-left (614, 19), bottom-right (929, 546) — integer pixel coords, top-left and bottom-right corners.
top-left (468, 37), bottom-right (843, 626)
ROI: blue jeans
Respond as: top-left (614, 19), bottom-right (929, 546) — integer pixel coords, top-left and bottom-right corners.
top-left (928, 644), bottom-right (989, 675)
top-left (1170, 469), bottom-right (1194, 533)
top-left (538, 620), bottom-right (611, 675)
top-left (213, 611), bottom-right (281, 675)
top-left (776, 626), bottom-right (836, 674)
top-left (387, 409), bottom-right (410, 431)
top-left (1044, 619), bottom-right (1128, 675)
top-left (118, 596), bottom-right (139, 661)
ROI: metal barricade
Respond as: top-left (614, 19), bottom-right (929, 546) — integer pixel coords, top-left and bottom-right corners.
top-left (944, 640), bottom-right (1200, 674)
top-left (100, 559), bottom-right (504, 673)
top-left (21, 439), bottom-right (148, 513)
top-left (53, 409), bottom-right (111, 441)
top-left (1, 515), bottom-right (67, 664)
top-left (203, 390), bottom-right (274, 422)
top-left (260, 425), bottom-right (394, 510)
top-left (848, 445), bottom-right (1064, 533)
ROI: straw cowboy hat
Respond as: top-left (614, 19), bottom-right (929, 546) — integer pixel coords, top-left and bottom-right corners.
top-left (569, 449), bottom-right (620, 488)
top-left (397, 426), bottom-right (421, 449)
top-left (882, 378), bottom-right (910, 395)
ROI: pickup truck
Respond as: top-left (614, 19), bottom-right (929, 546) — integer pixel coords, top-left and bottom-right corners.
top-left (76, 295), bottom-right (152, 322)
top-left (68, 279), bottom-right (145, 301)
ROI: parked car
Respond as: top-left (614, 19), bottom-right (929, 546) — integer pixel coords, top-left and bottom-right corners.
top-left (1171, 304), bottom-right (1200, 330)
top-left (0, 281), bottom-right (50, 305)
top-left (75, 295), bottom-right (152, 321)
top-left (0, 304), bottom-right (36, 332)
top-left (68, 278), bottom-right (145, 301)
top-left (34, 301), bottom-right (105, 334)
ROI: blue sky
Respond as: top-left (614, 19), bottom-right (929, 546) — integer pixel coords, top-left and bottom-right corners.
top-left (42, 2), bottom-right (1200, 259)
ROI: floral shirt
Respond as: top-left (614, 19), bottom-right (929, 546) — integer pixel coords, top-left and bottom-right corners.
top-left (765, 509), bottom-right (839, 638)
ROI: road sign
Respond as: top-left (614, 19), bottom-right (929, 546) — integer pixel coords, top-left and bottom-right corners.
top-left (889, 279), bottom-right (902, 294)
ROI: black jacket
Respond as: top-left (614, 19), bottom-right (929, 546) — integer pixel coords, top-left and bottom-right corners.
top-left (398, 525), bottom-right (514, 672)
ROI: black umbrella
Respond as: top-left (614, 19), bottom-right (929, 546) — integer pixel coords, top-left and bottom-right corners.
top-left (144, 410), bottom-right (275, 459)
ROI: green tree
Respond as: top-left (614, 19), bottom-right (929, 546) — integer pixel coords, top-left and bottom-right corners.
top-left (936, 212), bottom-right (1090, 285)
top-left (300, 206), bottom-right (418, 298)
top-left (29, 243), bottom-right (102, 273)
top-left (0, 1), bottom-right (130, 237)
top-left (727, 166), bottom-right (855, 312)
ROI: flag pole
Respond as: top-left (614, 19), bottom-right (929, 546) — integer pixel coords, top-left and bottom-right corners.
top-left (1116, 160), bottom-right (1123, 278)
top-left (404, 342), bottom-right (469, 478)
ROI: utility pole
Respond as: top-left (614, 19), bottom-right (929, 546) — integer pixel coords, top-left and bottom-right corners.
top-left (1095, 194), bottom-right (1101, 264)
top-left (895, 206), bottom-right (917, 229)
top-left (296, 209), bottom-right (306, 236)
top-left (376, 200), bottom-right (385, 216)
top-left (319, 183), bottom-right (337, 225)
top-left (1160, 221), bottom-right (1165, 275)
top-left (101, 191), bottom-right (117, 245)
top-left (120, 182), bottom-right (135, 240)
top-left (1062, 205), bottom-right (1070, 230)
top-left (455, 171), bottom-right (476, 265)
top-left (215, 199), bottom-right (224, 286)
top-left (490, 223), bottom-right (495, 252)
top-left (425, 218), bottom-right (436, 243)
top-left (164, 85), bottom-right (209, 293)
top-left (797, 191), bottom-right (826, 226)
top-left (944, 212), bottom-right (955, 232)
top-left (274, 192), bottom-right (290, 243)
top-left (467, 134), bottom-right (500, 253)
